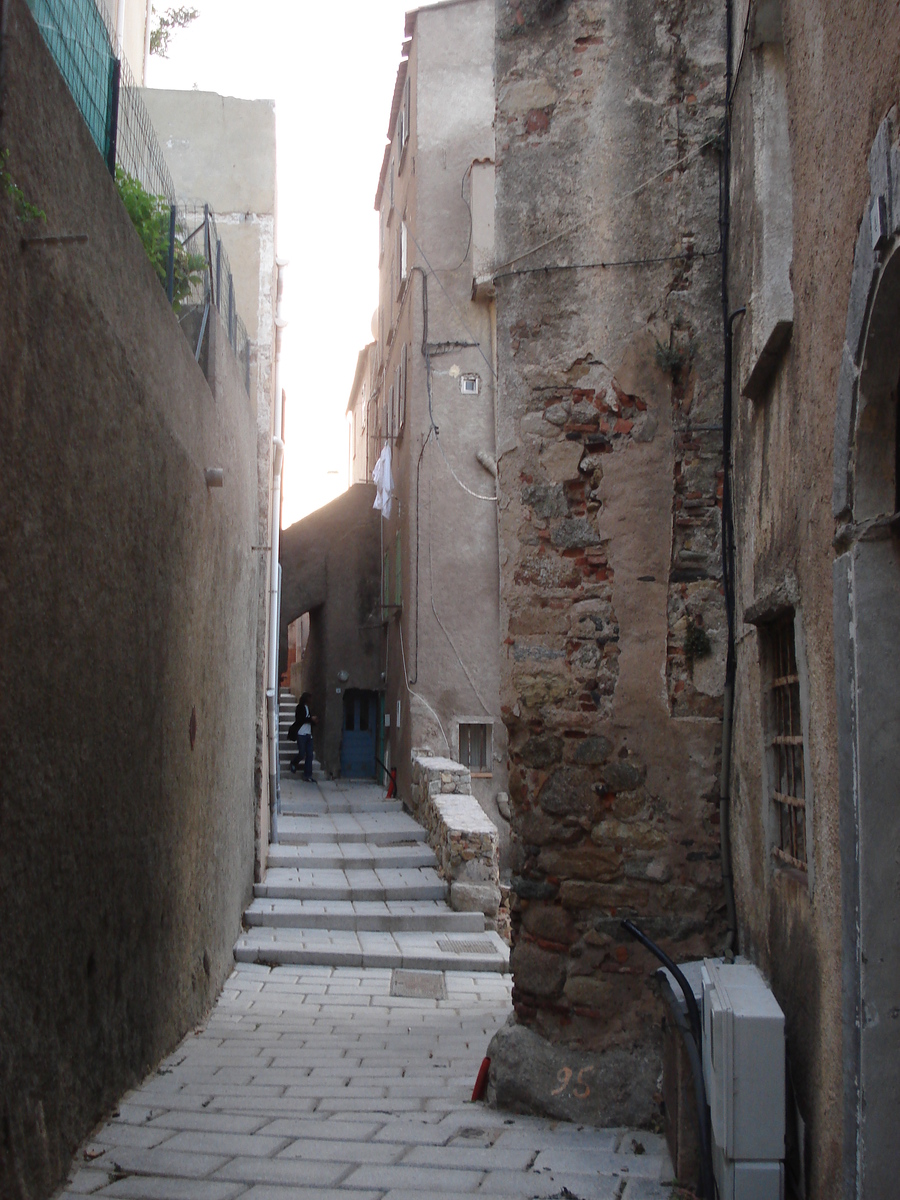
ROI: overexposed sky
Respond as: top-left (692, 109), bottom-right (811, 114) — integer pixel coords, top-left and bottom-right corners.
top-left (147, 0), bottom-right (436, 525)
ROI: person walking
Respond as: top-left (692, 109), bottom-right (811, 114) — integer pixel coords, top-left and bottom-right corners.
top-left (289, 692), bottom-right (316, 781)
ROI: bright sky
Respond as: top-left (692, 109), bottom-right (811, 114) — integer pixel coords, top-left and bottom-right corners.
top-left (147, 0), bottom-right (438, 525)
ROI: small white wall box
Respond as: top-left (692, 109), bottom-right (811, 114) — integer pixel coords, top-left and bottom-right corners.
top-left (701, 960), bottom-right (785, 1200)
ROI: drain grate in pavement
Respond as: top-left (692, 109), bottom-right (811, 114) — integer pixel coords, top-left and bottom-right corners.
top-left (437, 937), bottom-right (496, 954)
top-left (390, 969), bottom-right (447, 999)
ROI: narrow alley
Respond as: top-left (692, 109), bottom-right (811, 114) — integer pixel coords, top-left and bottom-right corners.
top-left (59, 962), bottom-right (672, 1200)
top-left (56, 722), bottom-right (675, 1200)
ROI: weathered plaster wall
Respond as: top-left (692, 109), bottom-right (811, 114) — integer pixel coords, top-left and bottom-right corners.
top-left (0, 4), bottom-right (259, 1194)
top-left (491, 0), bottom-right (727, 1124)
top-left (727, 2), bottom-right (900, 1195)
top-left (142, 86), bottom-right (278, 881)
top-left (374, 0), bottom-right (510, 856)
top-left (279, 485), bottom-right (383, 778)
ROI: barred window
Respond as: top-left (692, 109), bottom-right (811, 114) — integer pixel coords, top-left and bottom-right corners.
top-left (459, 723), bottom-right (492, 775)
top-left (761, 614), bottom-right (808, 873)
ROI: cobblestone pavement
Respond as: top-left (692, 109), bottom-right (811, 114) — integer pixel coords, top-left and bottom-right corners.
top-left (58, 964), bottom-right (675, 1200)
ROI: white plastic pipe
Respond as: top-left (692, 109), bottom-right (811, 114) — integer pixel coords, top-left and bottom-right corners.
top-left (142, 0), bottom-right (151, 82)
top-left (266, 261), bottom-right (288, 836)
top-left (116, 0), bottom-right (125, 56)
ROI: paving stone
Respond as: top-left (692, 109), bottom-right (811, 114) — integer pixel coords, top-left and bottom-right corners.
top-left (340, 1164), bottom-right (485, 1191)
top-left (94, 1180), bottom-right (242, 1200)
top-left (80, 1147), bottom-right (228, 1178)
top-left (62, 1168), bottom-right (115, 1194)
top-left (210, 1156), bottom-right (349, 1186)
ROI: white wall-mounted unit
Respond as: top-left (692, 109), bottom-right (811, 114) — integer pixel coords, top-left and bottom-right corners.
top-left (701, 960), bottom-right (785, 1200)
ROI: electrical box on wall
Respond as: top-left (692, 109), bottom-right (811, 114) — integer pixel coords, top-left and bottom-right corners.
top-left (701, 960), bottom-right (785, 1200)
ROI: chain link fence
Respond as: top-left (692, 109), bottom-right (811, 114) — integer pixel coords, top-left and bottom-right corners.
top-left (24, 0), bottom-right (252, 394)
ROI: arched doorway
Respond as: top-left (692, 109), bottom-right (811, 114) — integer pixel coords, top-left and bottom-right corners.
top-left (833, 115), bottom-right (900, 1198)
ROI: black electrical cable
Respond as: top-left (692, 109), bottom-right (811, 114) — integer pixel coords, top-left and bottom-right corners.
top-left (494, 247), bottom-right (721, 281)
top-left (719, 0), bottom-right (742, 956)
top-left (657, 973), bottom-right (717, 1200)
top-left (620, 920), bottom-right (715, 1200)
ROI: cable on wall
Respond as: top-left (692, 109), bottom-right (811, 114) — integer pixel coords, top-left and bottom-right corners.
top-left (490, 132), bottom-right (722, 277)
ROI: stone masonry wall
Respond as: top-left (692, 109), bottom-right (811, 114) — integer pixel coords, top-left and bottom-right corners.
top-left (491, 0), bottom-right (728, 1125)
top-left (409, 756), bottom-right (501, 923)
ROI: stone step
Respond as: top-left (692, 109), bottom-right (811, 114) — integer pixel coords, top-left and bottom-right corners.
top-left (276, 813), bottom-right (427, 845)
top-left (255, 866), bottom-right (447, 902)
top-left (266, 842), bottom-right (436, 870)
top-left (243, 897), bottom-right (485, 933)
top-left (279, 795), bottom-right (401, 816)
top-left (233, 927), bottom-right (509, 972)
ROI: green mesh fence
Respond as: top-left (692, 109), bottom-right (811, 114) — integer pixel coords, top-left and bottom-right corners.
top-left (26, 0), bottom-right (116, 160)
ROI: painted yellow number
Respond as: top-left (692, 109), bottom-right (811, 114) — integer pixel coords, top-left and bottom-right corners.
top-left (551, 1066), bottom-right (573, 1095)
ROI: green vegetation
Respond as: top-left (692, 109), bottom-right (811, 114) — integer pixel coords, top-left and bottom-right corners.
top-left (655, 338), bottom-right (694, 376)
top-left (684, 622), bottom-right (712, 669)
top-left (1, 148), bottom-right (46, 223)
top-left (115, 169), bottom-right (206, 309)
top-left (149, 5), bottom-right (199, 57)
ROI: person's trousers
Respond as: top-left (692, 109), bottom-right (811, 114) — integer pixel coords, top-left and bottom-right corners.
top-left (294, 732), bottom-right (313, 780)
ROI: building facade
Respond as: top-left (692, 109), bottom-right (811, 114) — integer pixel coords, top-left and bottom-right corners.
top-left (366, 0), bottom-right (510, 854)
top-left (487, 0), bottom-right (729, 1124)
top-left (726, 0), bottom-right (900, 1196)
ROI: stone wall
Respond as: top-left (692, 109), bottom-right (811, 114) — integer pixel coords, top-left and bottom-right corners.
top-left (409, 756), bottom-right (501, 923)
top-left (491, 0), bottom-right (727, 1124)
top-left (725, 2), bottom-right (900, 1194)
top-left (0, 3), bottom-right (260, 1194)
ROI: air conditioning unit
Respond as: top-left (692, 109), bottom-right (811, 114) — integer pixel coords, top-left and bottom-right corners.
top-left (701, 960), bottom-right (785, 1200)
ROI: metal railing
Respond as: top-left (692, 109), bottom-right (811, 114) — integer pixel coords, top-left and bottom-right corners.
top-left (25, 0), bottom-right (252, 393)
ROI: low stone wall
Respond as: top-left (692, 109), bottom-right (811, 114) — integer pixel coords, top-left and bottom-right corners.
top-left (409, 755), bottom-right (501, 922)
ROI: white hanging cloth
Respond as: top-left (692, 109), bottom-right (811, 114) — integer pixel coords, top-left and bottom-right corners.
top-left (372, 443), bottom-right (394, 519)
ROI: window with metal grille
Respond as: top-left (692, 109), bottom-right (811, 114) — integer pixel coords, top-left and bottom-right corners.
top-left (761, 614), bottom-right (808, 873)
top-left (459, 723), bottom-right (492, 775)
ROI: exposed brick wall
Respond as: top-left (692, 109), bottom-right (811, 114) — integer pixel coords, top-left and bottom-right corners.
top-left (492, 0), bottom-right (728, 1121)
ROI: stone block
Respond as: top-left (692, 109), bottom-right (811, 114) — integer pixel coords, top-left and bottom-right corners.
top-left (539, 440), bottom-right (584, 482)
top-left (522, 903), bottom-right (577, 945)
top-left (518, 734), bottom-right (564, 767)
top-left (509, 941), bottom-right (566, 997)
top-left (521, 482), bottom-right (568, 517)
top-left (570, 736), bottom-right (613, 765)
top-left (486, 1021), bottom-right (660, 1128)
top-left (449, 881), bottom-right (501, 917)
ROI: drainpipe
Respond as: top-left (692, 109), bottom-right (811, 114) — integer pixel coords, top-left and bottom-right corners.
top-left (719, 0), bottom-right (740, 957)
top-left (142, 0), bottom-right (151, 83)
top-left (115, 0), bottom-right (125, 56)
top-left (266, 260), bottom-right (287, 844)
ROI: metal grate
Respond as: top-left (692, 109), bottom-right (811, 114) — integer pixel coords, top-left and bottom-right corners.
top-left (764, 615), bottom-right (807, 872)
top-left (27, 0), bottom-right (116, 160)
top-left (437, 938), bottom-right (495, 955)
top-left (390, 969), bottom-right (447, 999)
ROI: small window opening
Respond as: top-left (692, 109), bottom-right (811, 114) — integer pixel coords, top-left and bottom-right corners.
top-left (761, 614), bottom-right (807, 872)
top-left (459, 723), bottom-right (492, 775)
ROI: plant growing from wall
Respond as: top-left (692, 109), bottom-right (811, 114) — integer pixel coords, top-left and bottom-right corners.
top-left (684, 621), bottom-right (712, 673)
top-left (655, 338), bottom-right (694, 376)
top-left (1, 149), bottom-right (46, 223)
top-left (115, 169), bottom-right (206, 310)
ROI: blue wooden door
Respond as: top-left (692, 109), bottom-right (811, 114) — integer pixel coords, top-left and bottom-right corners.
top-left (340, 690), bottom-right (377, 778)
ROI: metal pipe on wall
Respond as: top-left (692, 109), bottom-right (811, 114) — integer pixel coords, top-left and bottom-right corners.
top-left (266, 259), bottom-right (288, 843)
top-left (142, 0), bottom-right (151, 83)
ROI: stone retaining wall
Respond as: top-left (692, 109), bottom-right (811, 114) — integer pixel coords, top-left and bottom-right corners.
top-left (409, 755), bottom-right (501, 923)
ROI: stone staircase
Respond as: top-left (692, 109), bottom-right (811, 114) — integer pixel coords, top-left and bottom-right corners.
top-left (234, 717), bottom-right (509, 972)
top-left (277, 687), bottom-right (324, 780)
